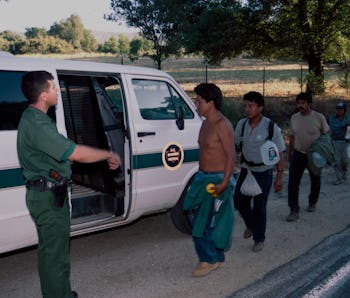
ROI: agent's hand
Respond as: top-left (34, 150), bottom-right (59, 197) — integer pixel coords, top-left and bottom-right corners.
top-left (107, 152), bottom-right (122, 170)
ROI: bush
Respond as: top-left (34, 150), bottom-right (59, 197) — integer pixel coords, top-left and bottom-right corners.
top-left (221, 99), bottom-right (243, 128)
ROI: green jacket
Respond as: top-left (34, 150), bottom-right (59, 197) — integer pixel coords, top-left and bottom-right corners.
top-left (182, 174), bottom-right (234, 250)
top-left (307, 134), bottom-right (336, 176)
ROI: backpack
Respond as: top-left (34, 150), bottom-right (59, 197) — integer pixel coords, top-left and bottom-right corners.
top-left (240, 118), bottom-right (275, 167)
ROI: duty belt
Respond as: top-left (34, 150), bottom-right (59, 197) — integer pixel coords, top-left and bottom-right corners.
top-left (25, 177), bottom-right (72, 192)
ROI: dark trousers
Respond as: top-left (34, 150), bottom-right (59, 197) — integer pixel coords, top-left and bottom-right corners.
top-left (234, 168), bottom-right (272, 243)
top-left (288, 150), bottom-right (321, 213)
top-left (26, 189), bottom-right (72, 298)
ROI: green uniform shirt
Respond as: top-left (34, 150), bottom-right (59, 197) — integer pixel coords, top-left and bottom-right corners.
top-left (17, 106), bottom-right (76, 181)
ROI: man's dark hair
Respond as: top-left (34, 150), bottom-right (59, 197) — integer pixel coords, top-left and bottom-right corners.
top-left (243, 91), bottom-right (265, 109)
top-left (296, 92), bottom-right (312, 104)
top-left (21, 71), bottom-right (54, 104)
top-left (194, 83), bottom-right (223, 110)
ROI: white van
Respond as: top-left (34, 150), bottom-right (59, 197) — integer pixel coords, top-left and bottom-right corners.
top-left (0, 54), bottom-right (201, 254)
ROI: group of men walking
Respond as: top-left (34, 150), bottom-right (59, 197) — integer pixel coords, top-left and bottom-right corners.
top-left (187, 83), bottom-right (348, 277)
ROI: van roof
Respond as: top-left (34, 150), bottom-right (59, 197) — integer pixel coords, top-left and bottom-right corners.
top-left (0, 54), bottom-right (171, 79)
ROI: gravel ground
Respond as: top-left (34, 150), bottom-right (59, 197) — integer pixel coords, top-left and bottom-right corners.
top-left (1, 167), bottom-right (349, 298)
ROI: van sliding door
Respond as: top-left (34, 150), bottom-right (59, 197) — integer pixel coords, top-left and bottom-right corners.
top-left (58, 73), bottom-right (127, 226)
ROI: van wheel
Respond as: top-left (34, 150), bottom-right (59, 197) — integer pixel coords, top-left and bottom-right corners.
top-left (170, 180), bottom-right (194, 235)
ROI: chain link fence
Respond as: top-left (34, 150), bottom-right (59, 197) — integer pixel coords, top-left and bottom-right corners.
top-left (165, 58), bottom-right (349, 99)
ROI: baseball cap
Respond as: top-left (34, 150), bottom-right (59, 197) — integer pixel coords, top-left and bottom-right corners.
top-left (336, 102), bottom-right (346, 110)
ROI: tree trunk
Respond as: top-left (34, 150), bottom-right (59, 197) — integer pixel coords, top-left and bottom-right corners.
top-left (306, 52), bottom-right (325, 94)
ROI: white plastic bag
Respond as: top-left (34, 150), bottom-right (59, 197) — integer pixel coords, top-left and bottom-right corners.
top-left (240, 168), bottom-right (262, 196)
top-left (345, 126), bottom-right (350, 142)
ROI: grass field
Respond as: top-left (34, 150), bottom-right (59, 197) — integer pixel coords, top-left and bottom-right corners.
top-left (23, 53), bottom-right (350, 128)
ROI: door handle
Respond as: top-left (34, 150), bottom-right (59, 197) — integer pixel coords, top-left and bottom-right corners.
top-left (137, 131), bottom-right (156, 137)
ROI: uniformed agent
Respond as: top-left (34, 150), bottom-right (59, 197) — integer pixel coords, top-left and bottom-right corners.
top-left (17, 71), bottom-right (121, 298)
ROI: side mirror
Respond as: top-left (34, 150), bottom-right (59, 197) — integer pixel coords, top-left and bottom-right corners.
top-left (176, 106), bottom-right (185, 130)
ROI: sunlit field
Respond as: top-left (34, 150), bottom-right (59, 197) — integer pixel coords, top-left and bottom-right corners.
top-left (22, 53), bottom-right (350, 127)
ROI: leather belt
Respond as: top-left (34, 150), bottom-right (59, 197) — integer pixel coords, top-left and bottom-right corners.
top-left (25, 178), bottom-right (55, 191)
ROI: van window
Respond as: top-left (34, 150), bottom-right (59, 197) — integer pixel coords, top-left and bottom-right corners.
top-left (0, 70), bottom-right (28, 130)
top-left (0, 70), bottom-right (57, 131)
top-left (132, 79), bottom-right (194, 120)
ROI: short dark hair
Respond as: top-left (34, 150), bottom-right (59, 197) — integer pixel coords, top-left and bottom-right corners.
top-left (21, 71), bottom-right (54, 104)
top-left (243, 91), bottom-right (265, 109)
top-left (296, 92), bottom-right (312, 104)
top-left (194, 83), bottom-right (223, 110)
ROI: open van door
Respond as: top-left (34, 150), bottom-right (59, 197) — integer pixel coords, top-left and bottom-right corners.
top-left (58, 73), bottom-right (130, 229)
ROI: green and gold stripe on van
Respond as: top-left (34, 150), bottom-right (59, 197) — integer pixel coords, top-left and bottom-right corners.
top-left (133, 148), bottom-right (199, 169)
top-left (0, 149), bottom-right (200, 188)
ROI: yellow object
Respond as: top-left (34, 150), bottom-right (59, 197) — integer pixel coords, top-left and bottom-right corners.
top-left (206, 183), bottom-right (218, 197)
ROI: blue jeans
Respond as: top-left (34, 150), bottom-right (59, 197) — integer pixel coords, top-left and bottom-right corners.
top-left (192, 172), bottom-right (235, 263)
top-left (233, 168), bottom-right (272, 243)
top-left (333, 140), bottom-right (348, 180)
top-left (288, 150), bottom-right (321, 212)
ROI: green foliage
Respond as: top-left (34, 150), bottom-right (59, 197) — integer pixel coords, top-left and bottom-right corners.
top-left (25, 27), bottom-right (47, 39)
top-left (305, 72), bottom-right (325, 94)
top-left (0, 31), bottom-right (24, 54)
top-left (98, 37), bottom-right (119, 54)
top-left (48, 14), bottom-right (97, 52)
top-left (221, 99), bottom-right (242, 128)
top-left (0, 36), bottom-right (11, 52)
top-left (246, 0), bottom-right (350, 94)
top-left (338, 70), bottom-right (350, 91)
top-left (325, 34), bottom-right (350, 65)
top-left (129, 38), bottom-right (142, 60)
top-left (129, 37), bottom-right (155, 61)
top-left (183, 3), bottom-right (249, 65)
top-left (106, 0), bottom-right (185, 69)
top-left (118, 34), bottom-right (130, 55)
top-left (20, 36), bottom-right (74, 54)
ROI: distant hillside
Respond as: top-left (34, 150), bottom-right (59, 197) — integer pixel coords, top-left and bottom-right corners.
top-left (92, 31), bottom-right (139, 43)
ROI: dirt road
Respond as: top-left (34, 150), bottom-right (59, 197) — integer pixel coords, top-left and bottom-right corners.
top-left (1, 168), bottom-right (349, 297)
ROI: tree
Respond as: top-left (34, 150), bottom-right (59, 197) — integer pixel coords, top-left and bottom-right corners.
top-left (25, 27), bottom-right (48, 39)
top-left (48, 14), bottom-right (97, 52)
top-left (183, 1), bottom-right (249, 64)
top-left (98, 36), bottom-right (119, 54)
top-left (0, 31), bottom-right (25, 54)
top-left (118, 34), bottom-right (130, 57)
top-left (129, 37), bottom-right (143, 60)
top-left (21, 36), bottom-right (74, 54)
top-left (0, 36), bottom-right (10, 52)
top-left (106, 0), bottom-right (185, 69)
top-left (246, 0), bottom-right (350, 94)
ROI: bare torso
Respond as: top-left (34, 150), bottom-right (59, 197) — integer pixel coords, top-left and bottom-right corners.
top-left (198, 115), bottom-right (232, 172)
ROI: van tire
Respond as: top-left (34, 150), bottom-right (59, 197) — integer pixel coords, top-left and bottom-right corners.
top-left (170, 179), bottom-right (194, 235)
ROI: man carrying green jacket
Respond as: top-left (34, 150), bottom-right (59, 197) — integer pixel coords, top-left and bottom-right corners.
top-left (183, 83), bottom-right (236, 277)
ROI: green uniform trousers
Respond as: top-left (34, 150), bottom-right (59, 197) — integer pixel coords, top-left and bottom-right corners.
top-left (26, 189), bottom-right (72, 298)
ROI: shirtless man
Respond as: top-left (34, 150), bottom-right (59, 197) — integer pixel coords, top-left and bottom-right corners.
top-left (184, 83), bottom-right (235, 277)
top-left (196, 83), bottom-right (235, 195)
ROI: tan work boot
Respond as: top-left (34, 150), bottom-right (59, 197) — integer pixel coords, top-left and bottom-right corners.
top-left (192, 262), bottom-right (218, 277)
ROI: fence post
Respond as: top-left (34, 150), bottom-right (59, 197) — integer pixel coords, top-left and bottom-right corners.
top-left (263, 67), bottom-right (266, 96)
top-left (300, 65), bottom-right (303, 92)
top-left (204, 58), bottom-right (208, 83)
